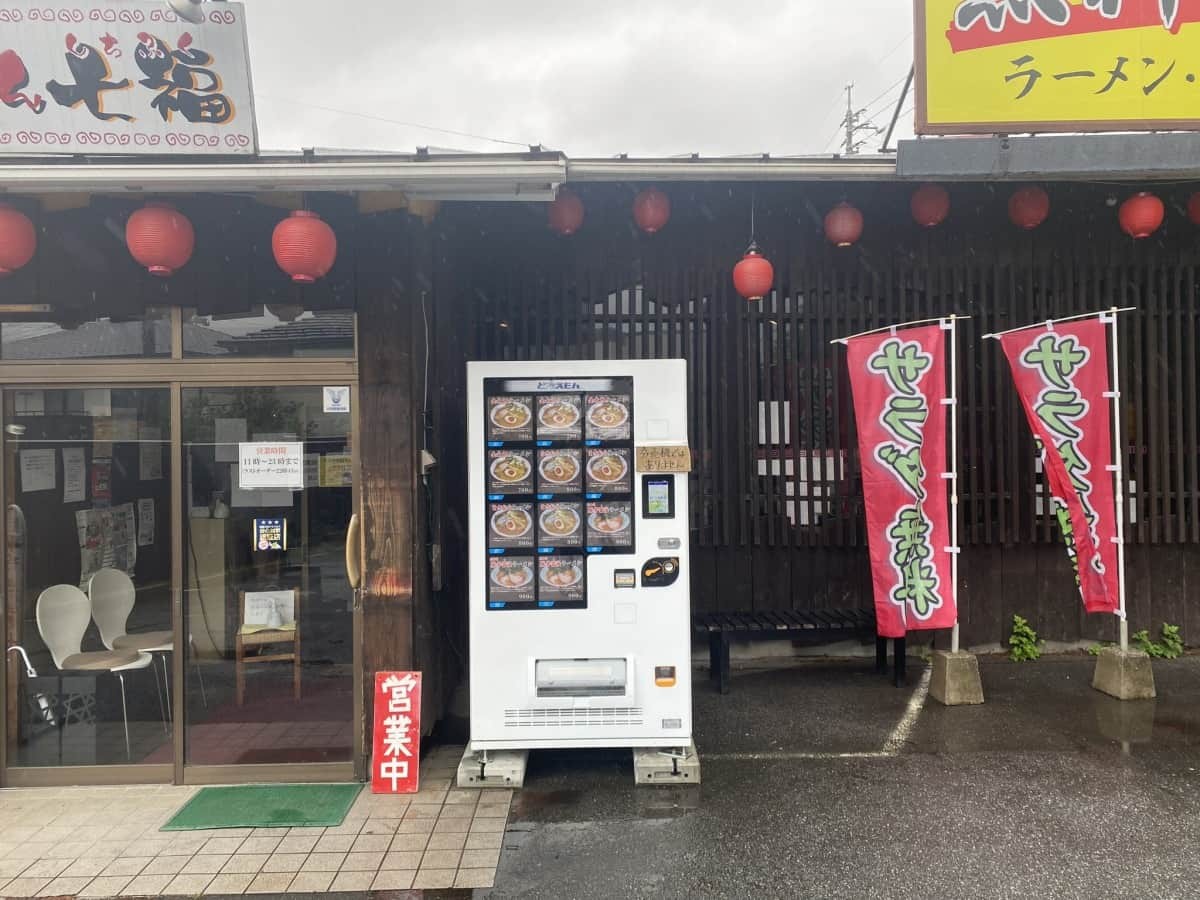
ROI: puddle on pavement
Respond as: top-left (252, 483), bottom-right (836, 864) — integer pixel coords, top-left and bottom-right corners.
top-left (511, 789), bottom-right (584, 816)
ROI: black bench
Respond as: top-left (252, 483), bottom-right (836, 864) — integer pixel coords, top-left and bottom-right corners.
top-left (693, 609), bottom-right (907, 693)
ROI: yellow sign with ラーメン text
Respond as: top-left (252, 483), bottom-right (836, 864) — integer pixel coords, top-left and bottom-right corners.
top-left (916, 0), bottom-right (1200, 134)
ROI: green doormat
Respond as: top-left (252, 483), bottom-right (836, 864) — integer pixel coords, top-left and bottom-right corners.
top-left (162, 783), bottom-right (363, 831)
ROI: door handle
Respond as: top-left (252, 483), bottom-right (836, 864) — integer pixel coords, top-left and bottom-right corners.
top-left (345, 513), bottom-right (362, 591)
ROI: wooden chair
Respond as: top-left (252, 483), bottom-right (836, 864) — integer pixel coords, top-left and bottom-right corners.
top-left (235, 590), bottom-right (301, 706)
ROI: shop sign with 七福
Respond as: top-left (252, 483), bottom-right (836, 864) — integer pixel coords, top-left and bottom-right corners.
top-left (0, 0), bottom-right (255, 154)
top-left (916, 0), bottom-right (1200, 134)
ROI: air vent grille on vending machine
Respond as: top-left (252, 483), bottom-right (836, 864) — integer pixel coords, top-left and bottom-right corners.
top-left (504, 707), bottom-right (644, 728)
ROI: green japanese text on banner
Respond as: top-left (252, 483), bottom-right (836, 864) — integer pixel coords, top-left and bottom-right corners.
top-left (999, 319), bottom-right (1119, 614)
top-left (846, 325), bottom-right (956, 638)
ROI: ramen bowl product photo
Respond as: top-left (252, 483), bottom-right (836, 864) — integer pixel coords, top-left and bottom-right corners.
top-left (537, 448), bottom-right (583, 493)
top-left (488, 449), bottom-right (534, 494)
top-left (585, 500), bottom-right (633, 547)
top-left (585, 447), bottom-right (632, 493)
top-left (536, 394), bottom-right (583, 440)
top-left (489, 503), bottom-right (535, 548)
top-left (584, 393), bottom-right (632, 441)
top-left (537, 556), bottom-right (586, 604)
top-left (537, 501), bottom-right (584, 547)
top-left (489, 557), bottom-right (536, 603)
top-left (487, 395), bottom-right (534, 441)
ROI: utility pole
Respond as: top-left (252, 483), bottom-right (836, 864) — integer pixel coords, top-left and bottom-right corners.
top-left (839, 83), bottom-right (882, 156)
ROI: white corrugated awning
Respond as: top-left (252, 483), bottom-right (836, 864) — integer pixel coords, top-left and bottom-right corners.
top-left (567, 156), bottom-right (897, 182)
top-left (0, 151), bottom-right (901, 197)
top-left (0, 153), bottom-right (568, 198)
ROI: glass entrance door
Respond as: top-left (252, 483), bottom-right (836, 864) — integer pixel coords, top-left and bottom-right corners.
top-left (181, 385), bottom-right (357, 771)
top-left (3, 387), bottom-right (174, 773)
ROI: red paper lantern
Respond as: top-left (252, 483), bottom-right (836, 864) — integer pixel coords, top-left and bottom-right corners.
top-left (1188, 192), bottom-right (1200, 226)
top-left (548, 189), bottom-right (584, 235)
top-left (632, 187), bottom-right (671, 233)
top-left (0, 205), bottom-right (36, 277)
top-left (733, 244), bottom-right (774, 301)
top-left (272, 210), bottom-right (338, 284)
top-left (1008, 186), bottom-right (1050, 230)
top-left (910, 184), bottom-right (950, 227)
top-left (1119, 192), bottom-right (1164, 239)
top-left (824, 202), bottom-right (863, 247)
top-left (125, 202), bottom-right (194, 277)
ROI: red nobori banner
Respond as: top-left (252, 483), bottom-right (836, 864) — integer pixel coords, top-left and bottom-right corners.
top-left (371, 671), bottom-right (421, 794)
top-left (846, 325), bottom-right (956, 638)
top-left (999, 319), bottom-right (1119, 614)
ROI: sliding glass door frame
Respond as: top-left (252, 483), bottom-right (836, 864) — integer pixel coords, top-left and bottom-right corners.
top-left (0, 355), bottom-right (362, 788)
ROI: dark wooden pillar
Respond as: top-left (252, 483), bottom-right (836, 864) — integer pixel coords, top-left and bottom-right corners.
top-left (356, 214), bottom-right (432, 765)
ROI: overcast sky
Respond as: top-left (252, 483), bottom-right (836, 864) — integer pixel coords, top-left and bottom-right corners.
top-left (245, 0), bottom-right (916, 157)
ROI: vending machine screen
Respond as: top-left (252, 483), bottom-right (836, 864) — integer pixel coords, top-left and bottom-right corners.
top-left (642, 475), bottom-right (675, 518)
top-left (483, 376), bottom-right (634, 611)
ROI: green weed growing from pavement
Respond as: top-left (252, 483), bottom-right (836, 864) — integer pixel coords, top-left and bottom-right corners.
top-left (1009, 615), bottom-right (1042, 662)
top-left (1131, 623), bottom-right (1184, 659)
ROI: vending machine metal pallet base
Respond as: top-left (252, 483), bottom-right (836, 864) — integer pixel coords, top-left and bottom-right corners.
top-left (456, 742), bottom-right (702, 788)
top-left (457, 747), bottom-right (529, 789)
top-left (632, 741), bottom-right (701, 785)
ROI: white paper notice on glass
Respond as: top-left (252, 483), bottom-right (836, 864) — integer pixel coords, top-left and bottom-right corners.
top-left (63, 447), bottom-right (86, 503)
top-left (19, 449), bottom-right (55, 492)
top-left (139, 426), bottom-right (163, 481)
top-left (215, 418), bottom-right (247, 463)
top-left (83, 388), bottom-right (112, 418)
top-left (137, 498), bottom-right (155, 547)
top-left (14, 390), bottom-right (44, 416)
top-left (239, 442), bottom-right (304, 490)
top-left (323, 386), bottom-right (350, 414)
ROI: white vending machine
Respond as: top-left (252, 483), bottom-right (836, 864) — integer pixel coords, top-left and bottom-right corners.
top-left (459, 359), bottom-right (698, 787)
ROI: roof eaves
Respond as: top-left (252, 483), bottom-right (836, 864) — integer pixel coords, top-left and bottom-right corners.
top-left (567, 155), bottom-right (898, 182)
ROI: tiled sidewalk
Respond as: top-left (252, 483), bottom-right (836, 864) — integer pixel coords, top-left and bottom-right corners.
top-left (0, 746), bottom-right (510, 896)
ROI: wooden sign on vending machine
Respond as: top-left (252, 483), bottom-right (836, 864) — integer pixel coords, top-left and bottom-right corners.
top-left (371, 671), bottom-right (421, 793)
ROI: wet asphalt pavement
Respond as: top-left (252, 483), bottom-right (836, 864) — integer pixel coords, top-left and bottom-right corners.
top-left (477, 656), bottom-right (1200, 900)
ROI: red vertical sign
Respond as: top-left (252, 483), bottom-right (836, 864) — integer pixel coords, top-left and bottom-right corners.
top-left (846, 325), bottom-right (956, 637)
top-left (999, 319), bottom-right (1119, 613)
top-left (371, 671), bottom-right (421, 794)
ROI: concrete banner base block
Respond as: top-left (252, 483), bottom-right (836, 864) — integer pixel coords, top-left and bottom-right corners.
top-left (633, 741), bottom-right (701, 786)
top-left (457, 745), bottom-right (528, 789)
top-left (1092, 646), bottom-right (1156, 700)
top-left (929, 650), bottom-right (985, 706)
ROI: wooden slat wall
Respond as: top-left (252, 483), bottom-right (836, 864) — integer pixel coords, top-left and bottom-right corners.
top-left (432, 182), bottom-right (1200, 644)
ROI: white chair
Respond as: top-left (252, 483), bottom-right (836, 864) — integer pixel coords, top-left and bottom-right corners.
top-left (88, 568), bottom-right (207, 726)
top-left (35, 584), bottom-right (152, 760)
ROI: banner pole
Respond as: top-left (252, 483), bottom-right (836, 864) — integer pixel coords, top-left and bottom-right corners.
top-left (945, 315), bottom-right (960, 654)
top-left (1106, 307), bottom-right (1129, 651)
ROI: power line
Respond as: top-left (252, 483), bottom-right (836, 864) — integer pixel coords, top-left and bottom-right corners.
top-left (257, 94), bottom-right (534, 149)
top-left (861, 73), bottom-right (912, 118)
top-left (879, 31), bottom-right (913, 67)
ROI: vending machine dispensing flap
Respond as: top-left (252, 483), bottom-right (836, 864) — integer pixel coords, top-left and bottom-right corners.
top-left (535, 658), bottom-right (627, 697)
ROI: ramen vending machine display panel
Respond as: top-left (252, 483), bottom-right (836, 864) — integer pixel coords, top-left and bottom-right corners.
top-left (484, 377), bottom-right (636, 612)
top-left (467, 360), bottom-right (693, 755)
